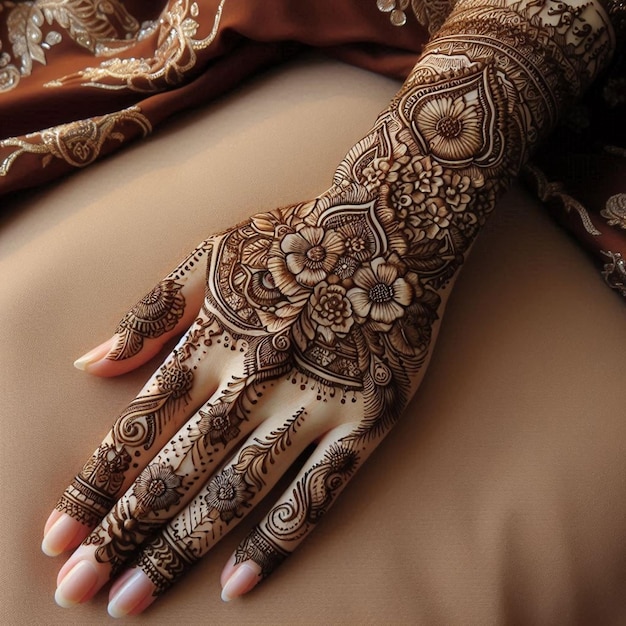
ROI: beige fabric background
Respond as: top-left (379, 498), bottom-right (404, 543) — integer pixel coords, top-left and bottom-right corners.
top-left (1, 56), bottom-right (625, 625)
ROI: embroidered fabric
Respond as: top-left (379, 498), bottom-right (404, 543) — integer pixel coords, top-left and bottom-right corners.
top-left (0, 0), bottom-right (624, 300)
top-left (376, 0), bottom-right (455, 33)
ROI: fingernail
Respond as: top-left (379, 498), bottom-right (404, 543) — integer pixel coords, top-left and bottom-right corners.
top-left (107, 570), bottom-right (155, 618)
top-left (74, 337), bottom-right (115, 371)
top-left (54, 560), bottom-right (99, 608)
top-left (221, 563), bottom-right (260, 602)
top-left (220, 555), bottom-right (237, 588)
top-left (44, 509), bottom-right (63, 535)
top-left (42, 514), bottom-right (84, 557)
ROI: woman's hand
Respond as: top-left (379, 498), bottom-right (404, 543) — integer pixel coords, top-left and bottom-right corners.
top-left (42, 166), bottom-right (454, 615)
top-left (41, 0), bottom-right (614, 616)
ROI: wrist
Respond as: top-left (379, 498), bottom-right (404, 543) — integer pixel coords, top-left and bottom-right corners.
top-left (422, 0), bottom-right (616, 139)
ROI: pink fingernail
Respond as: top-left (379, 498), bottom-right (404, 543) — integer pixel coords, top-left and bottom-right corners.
top-left (107, 569), bottom-right (155, 618)
top-left (221, 563), bottom-right (260, 602)
top-left (73, 337), bottom-right (115, 371)
top-left (41, 514), bottom-right (86, 557)
top-left (220, 556), bottom-right (237, 588)
top-left (54, 560), bottom-right (99, 608)
top-left (44, 509), bottom-right (63, 535)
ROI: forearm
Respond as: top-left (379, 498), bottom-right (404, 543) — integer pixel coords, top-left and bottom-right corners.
top-left (327, 0), bottom-right (616, 292)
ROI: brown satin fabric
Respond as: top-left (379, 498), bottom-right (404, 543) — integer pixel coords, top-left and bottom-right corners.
top-left (523, 47), bottom-right (626, 300)
top-left (0, 0), bottom-right (426, 195)
top-left (1, 0), bottom-right (624, 298)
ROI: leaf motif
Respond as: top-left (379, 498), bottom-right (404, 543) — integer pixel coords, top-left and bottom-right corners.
top-left (408, 239), bottom-right (443, 259)
top-left (240, 236), bottom-right (271, 269)
top-left (449, 225), bottom-right (470, 255)
top-left (333, 133), bottom-right (377, 186)
top-left (404, 254), bottom-right (447, 272)
top-left (26, 10), bottom-right (46, 66)
top-left (108, 327), bottom-right (143, 360)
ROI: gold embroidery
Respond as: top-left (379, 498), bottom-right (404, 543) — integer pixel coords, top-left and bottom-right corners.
top-left (601, 193), bottom-right (626, 229)
top-left (376, 0), bottom-right (455, 33)
top-left (0, 106), bottom-right (151, 174)
top-left (524, 163), bottom-right (602, 236)
top-left (601, 250), bottom-right (626, 297)
top-left (0, 0), bottom-right (140, 92)
top-left (44, 0), bottom-right (227, 92)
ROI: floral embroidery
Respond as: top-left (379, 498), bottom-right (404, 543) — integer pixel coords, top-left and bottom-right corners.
top-left (0, 0), bottom-right (140, 92)
top-left (0, 105), bottom-right (151, 174)
top-left (44, 0), bottom-right (227, 92)
top-left (601, 194), bottom-right (626, 229)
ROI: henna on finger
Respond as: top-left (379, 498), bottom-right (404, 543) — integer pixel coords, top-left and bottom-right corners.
top-left (108, 242), bottom-right (211, 361)
top-left (75, 373), bottom-right (302, 578)
top-left (133, 407), bottom-right (311, 595)
top-left (55, 316), bottom-right (223, 530)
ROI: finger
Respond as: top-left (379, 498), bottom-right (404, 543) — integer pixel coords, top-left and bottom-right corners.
top-left (53, 377), bottom-right (315, 610)
top-left (220, 423), bottom-right (381, 601)
top-left (42, 310), bottom-right (234, 557)
top-left (54, 378), bottom-right (259, 587)
top-left (74, 241), bottom-right (211, 377)
top-left (105, 397), bottom-right (327, 617)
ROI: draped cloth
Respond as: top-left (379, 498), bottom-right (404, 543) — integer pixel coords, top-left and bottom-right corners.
top-left (0, 0), bottom-right (624, 299)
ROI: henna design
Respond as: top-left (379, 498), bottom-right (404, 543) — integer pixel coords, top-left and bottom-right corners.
top-left (132, 409), bottom-right (308, 593)
top-left (178, 0), bottom-right (614, 569)
top-left (262, 441), bottom-right (361, 544)
top-left (58, 0), bottom-right (616, 594)
top-left (108, 241), bottom-right (210, 361)
top-left (88, 463), bottom-right (185, 575)
top-left (234, 528), bottom-right (289, 580)
top-left (109, 279), bottom-right (185, 361)
top-left (56, 333), bottom-right (199, 527)
top-left (137, 530), bottom-right (196, 595)
top-left (113, 351), bottom-right (194, 449)
top-left (122, 0), bottom-right (616, 591)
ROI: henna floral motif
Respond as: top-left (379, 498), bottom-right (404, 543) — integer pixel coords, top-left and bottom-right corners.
top-left (306, 282), bottom-right (354, 343)
top-left (347, 258), bottom-right (413, 326)
top-left (204, 467), bottom-right (254, 523)
top-left (280, 226), bottom-right (345, 288)
top-left (134, 464), bottom-right (183, 515)
top-left (197, 403), bottom-right (243, 446)
top-left (109, 279), bottom-right (185, 360)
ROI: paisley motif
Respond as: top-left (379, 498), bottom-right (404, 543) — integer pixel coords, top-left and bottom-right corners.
top-left (401, 62), bottom-right (507, 168)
